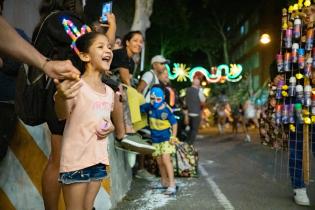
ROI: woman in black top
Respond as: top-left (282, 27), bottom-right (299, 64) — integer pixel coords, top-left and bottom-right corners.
top-left (110, 31), bottom-right (143, 86)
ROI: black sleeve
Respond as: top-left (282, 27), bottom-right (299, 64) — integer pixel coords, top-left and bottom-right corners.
top-left (32, 11), bottom-right (85, 135)
top-left (34, 11), bottom-right (85, 72)
top-left (110, 49), bottom-right (134, 74)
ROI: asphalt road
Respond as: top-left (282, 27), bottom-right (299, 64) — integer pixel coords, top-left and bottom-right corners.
top-left (113, 127), bottom-right (315, 210)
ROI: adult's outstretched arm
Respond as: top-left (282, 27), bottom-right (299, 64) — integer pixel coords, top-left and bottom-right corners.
top-left (0, 17), bottom-right (80, 80)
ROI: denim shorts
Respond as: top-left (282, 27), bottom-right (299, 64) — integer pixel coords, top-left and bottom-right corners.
top-left (59, 163), bottom-right (107, 185)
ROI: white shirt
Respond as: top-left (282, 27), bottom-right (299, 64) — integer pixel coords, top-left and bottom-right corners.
top-left (141, 70), bottom-right (159, 102)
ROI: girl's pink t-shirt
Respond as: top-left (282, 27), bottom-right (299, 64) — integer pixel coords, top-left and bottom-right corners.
top-left (60, 80), bottom-right (114, 173)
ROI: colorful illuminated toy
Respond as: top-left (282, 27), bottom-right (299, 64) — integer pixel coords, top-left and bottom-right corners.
top-left (62, 19), bottom-right (92, 55)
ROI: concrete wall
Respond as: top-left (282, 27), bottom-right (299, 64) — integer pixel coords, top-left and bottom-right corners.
top-left (0, 121), bottom-right (133, 210)
top-left (2, 0), bottom-right (41, 37)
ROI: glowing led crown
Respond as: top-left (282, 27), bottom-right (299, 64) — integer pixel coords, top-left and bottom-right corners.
top-left (62, 19), bottom-right (92, 55)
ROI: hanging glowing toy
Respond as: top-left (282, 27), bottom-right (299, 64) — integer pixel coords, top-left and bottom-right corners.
top-left (62, 19), bottom-right (92, 55)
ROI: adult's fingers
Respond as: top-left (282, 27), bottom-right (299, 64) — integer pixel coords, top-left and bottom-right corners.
top-left (63, 60), bottom-right (81, 78)
top-left (46, 60), bottom-right (80, 80)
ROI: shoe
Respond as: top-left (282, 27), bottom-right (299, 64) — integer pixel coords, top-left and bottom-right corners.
top-left (294, 188), bottom-right (310, 206)
top-left (138, 128), bottom-right (151, 137)
top-left (164, 186), bottom-right (176, 196)
top-left (114, 140), bottom-right (125, 151)
top-left (151, 182), bottom-right (168, 189)
top-left (121, 134), bottom-right (155, 154)
top-left (135, 169), bottom-right (156, 181)
top-left (151, 183), bottom-right (179, 190)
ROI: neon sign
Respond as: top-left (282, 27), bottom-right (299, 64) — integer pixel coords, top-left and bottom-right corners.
top-left (165, 63), bottom-right (243, 83)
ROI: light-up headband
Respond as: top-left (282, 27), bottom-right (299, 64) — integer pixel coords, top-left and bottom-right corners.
top-left (62, 19), bottom-right (92, 55)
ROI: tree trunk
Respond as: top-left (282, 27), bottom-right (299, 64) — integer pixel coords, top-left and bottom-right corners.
top-left (205, 51), bottom-right (213, 67)
top-left (131, 0), bottom-right (154, 37)
top-left (131, 0), bottom-right (154, 72)
top-left (221, 33), bottom-right (229, 64)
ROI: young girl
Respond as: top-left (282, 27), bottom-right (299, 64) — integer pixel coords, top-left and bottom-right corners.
top-left (140, 85), bottom-right (178, 195)
top-left (54, 31), bottom-right (114, 210)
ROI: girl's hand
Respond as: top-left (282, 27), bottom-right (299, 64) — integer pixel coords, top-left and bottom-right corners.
top-left (96, 122), bottom-right (115, 140)
top-left (54, 78), bottom-right (82, 99)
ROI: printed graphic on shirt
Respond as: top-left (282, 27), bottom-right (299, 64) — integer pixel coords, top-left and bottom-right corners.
top-left (140, 103), bottom-right (177, 143)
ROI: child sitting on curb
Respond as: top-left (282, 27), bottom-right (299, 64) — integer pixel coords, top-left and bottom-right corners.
top-left (140, 84), bottom-right (178, 195)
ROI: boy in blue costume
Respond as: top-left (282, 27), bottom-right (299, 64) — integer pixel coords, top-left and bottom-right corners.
top-left (140, 85), bottom-right (178, 195)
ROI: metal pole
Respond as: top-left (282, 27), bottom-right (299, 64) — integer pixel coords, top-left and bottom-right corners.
top-left (140, 41), bottom-right (146, 72)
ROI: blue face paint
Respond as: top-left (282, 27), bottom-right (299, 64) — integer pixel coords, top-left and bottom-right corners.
top-left (150, 87), bottom-right (165, 109)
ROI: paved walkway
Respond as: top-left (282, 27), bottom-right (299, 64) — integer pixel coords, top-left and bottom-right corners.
top-left (113, 126), bottom-right (315, 210)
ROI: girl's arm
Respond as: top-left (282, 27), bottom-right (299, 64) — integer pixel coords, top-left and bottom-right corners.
top-left (54, 79), bottom-right (82, 120)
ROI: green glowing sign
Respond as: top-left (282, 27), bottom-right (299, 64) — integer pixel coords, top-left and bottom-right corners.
top-left (165, 63), bottom-right (243, 83)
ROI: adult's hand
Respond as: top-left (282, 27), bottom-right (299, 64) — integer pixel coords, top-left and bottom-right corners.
top-left (43, 59), bottom-right (81, 80)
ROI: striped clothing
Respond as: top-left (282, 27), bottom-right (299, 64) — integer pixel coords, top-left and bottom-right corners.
top-left (140, 103), bottom-right (177, 143)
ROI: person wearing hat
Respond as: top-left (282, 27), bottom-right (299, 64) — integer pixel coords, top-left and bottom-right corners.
top-left (137, 55), bottom-right (168, 102)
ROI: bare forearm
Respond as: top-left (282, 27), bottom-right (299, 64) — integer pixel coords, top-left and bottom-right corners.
top-left (119, 68), bottom-right (131, 86)
top-left (172, 123), bottom-right (178, 137)
top-left (137, 80), bottom-right (147, 93)
top-left (54, 93), bottom-right (70, 120)
top-left (0, 17), bottom-right (46, 70)
top-left (106, 23), bottom-right (116, 48)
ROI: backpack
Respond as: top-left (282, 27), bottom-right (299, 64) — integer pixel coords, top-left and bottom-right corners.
top-left (15, 11), bottom-right (84, 127)
top-left (143, 70), bottom-right (156, 101)
top-left (172, 142), bottom-right (199, 177)
top-left (15, 12), bottom-right (56, 126)
top-left (143, 70), bottom-right (156, 103)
